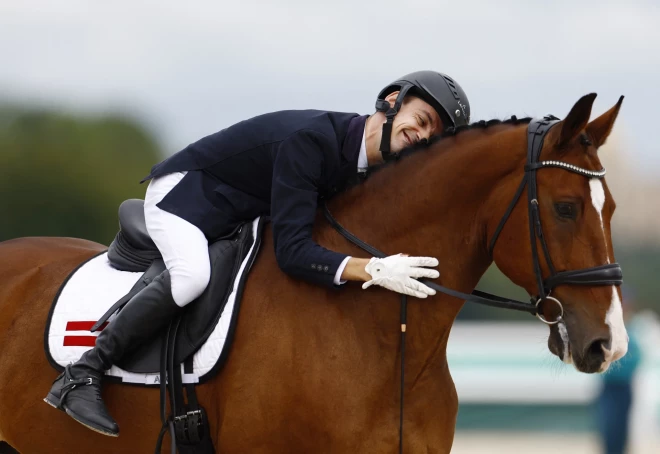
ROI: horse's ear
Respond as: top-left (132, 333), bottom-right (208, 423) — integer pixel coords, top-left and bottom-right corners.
top-left (585, 96), bottom-right (624, 149)
top-left (557, 93), bottom-right (597, 148)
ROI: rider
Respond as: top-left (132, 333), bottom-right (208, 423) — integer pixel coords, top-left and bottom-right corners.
top-left (44, 70), bottom-right (471, 436)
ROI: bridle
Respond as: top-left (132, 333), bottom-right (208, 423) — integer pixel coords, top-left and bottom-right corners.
top-left (324, 115), bottom-right (623, 324)
top-left (487, 115), bottom-right (623, 323)
top-left (322, 115), bottom-right (623, 453)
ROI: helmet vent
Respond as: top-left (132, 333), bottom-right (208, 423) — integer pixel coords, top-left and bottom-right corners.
top-left (442, 75), bottom-right (461, 100)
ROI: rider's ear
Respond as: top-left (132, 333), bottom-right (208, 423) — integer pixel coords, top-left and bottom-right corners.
top-left (585, 96), bottom-right (624, 149)
top-left (556, 93), bottom-right (597, 149)
top-left (384, 91), bottom-right (400, 108)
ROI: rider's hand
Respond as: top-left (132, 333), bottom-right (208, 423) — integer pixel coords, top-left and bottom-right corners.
top-left (362, 253), bottom-right (439, 299)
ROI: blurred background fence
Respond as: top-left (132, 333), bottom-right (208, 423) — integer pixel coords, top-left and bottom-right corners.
top-left (448, 317), bottom-right (660, 453)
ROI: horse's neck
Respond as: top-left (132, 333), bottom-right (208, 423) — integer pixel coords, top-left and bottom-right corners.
top-left (323, 124), bottom-right (527, 379)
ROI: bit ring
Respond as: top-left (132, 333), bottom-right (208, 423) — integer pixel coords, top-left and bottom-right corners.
top-left (535, 296), bottom-right (564, 325)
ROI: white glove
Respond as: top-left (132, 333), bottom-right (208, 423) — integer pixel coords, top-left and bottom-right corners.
top-left (362, 253), bottom-right (439, 299)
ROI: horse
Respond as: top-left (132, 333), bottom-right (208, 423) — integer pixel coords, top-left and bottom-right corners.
top-left (0, 93), bottom-right (628, 453)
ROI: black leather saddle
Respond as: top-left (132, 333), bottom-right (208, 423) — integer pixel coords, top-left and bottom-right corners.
top-left (100, 199), bottom-right (263, 374)
top-left (106, 199), bottom-right (162, 272)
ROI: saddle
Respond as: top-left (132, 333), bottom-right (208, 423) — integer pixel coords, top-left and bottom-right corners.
top-left (45, 198), bottom-right (265, 452)
top-left (100, 199), bottom-right (264, 453)
top-left (102, 199), bottom-right (259, 374)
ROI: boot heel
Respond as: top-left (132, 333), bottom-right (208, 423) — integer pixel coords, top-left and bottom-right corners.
top-left (43, 395), bottom-right (63, 411)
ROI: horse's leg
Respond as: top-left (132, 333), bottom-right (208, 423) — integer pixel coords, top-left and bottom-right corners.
top-left (0, 238), bottom-right (172, 454)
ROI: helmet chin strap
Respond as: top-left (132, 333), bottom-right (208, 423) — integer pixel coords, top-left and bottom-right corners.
top-left (376, 84), bottom-right (413, 162)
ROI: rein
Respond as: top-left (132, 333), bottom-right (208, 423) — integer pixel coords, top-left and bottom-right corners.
top-left (322, 115), bottom-right (623, 453)
top-left (323, 206), bottom-right (540, 314)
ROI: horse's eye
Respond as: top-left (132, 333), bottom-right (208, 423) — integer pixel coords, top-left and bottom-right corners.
top-left (555, 203), bottom-right (576, 219)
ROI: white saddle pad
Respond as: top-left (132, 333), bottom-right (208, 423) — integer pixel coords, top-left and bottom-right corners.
top-left (46, 217), bottom-right (261, 386)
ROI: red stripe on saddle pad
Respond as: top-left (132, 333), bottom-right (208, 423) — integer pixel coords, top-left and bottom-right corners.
top-left (62, 321), bottom-right (107, 347)
top-left (63, 336), bottom-right (98, 347)
top-left (65, 321), bottom-right (108, 331)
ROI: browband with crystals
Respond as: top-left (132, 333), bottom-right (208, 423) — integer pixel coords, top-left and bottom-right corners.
top-left (525, 160), bottom-right (606, 178)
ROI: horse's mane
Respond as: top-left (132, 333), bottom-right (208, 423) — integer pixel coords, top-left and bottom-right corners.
top-left (360, 115), bottom-right (533, 182)
top-left (437, 115), bottom-right (532, 139)
top-left (404, 115), bottom-right (533, 156)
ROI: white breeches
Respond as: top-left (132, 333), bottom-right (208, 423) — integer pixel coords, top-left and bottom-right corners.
top-left (144, 171), bottom-right (211, 307)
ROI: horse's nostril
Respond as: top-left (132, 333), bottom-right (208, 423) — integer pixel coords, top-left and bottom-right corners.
top-left (587, 340), bottom-right (604, 358)
top-left (576, 337), bottom-right (613, 373)
top-left (587, 337), bottom-right (611, 359)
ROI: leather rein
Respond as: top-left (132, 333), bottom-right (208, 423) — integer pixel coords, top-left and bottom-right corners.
top-left (322, 115), bottom-right (623, 453)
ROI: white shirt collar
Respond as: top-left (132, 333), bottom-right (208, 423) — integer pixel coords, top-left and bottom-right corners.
top-left (357, 126), bottom-right (368, 172)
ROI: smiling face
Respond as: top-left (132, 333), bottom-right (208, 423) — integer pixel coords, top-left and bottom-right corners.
top-left (384, 91), bottom-right (444, 153)
top-left (490, 94), bottom-right (629, 374)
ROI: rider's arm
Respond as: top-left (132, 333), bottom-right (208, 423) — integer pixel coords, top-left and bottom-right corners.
top-left (270, 129), bottom-right (437, 297)
top-left (271, 129), bottom-right (365, 287)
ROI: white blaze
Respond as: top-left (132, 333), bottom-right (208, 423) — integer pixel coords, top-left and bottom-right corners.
top-left (589, 178), bottom-right (628, 369)
top-left (604, 288), bottom-right (628, 369)
top-left (589, 179), bottom-right (610, 264)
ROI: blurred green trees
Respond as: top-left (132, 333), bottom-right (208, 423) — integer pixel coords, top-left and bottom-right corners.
top-left (0, 105), bottom-right (162, 245)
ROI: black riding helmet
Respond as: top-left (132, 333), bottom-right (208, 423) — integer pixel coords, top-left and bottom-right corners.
top-left (376, 70), bottom-right (471, 161)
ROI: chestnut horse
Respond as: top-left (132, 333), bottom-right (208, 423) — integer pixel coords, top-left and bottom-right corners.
top-left (0, 93), bottom-right (628, 453)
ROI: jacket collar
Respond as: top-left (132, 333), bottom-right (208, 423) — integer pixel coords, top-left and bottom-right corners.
top-left (341, 114), bottom-right (369, 164)
top-left (333, 114), bottom-right (370, 193)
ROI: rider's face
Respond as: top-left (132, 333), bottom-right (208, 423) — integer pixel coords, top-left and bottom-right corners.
top-left (386, 92), bottom-right (443, 153)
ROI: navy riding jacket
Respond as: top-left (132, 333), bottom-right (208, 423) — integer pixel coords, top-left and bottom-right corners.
top-left (140, 110), bottom-right (369, 288)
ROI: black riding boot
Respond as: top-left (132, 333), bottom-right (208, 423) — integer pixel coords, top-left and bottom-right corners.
top-left (44, 271), bottom-right (182, 436)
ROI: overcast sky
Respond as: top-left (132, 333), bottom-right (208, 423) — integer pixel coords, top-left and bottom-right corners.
top-left (2, 0), bottom-right (659, 178)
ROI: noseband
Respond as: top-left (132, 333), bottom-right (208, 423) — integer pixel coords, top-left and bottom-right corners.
top-left (323, 115), bottom-right (623, 323)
